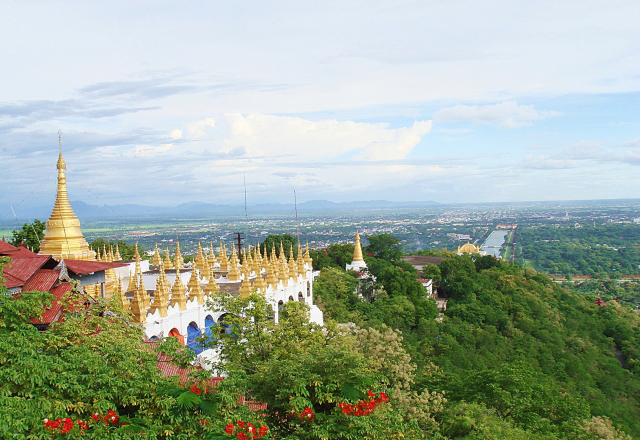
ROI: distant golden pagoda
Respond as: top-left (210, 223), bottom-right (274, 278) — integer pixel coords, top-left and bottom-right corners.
top-left (39, 149), bottom-right (95, 261)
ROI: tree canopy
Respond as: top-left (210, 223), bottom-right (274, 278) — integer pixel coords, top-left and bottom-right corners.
top-left (9, 219), bottom-right (46, 252)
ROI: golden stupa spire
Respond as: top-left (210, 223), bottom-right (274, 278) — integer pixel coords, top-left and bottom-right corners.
top-left (150, 261), bottom-right (169, 317)
top-left (101, 244), bottom-right (108, 262)
top-left (288, 244), bottom-right (298, 278)
top-left (208, 243), bottom-right (217, 267)
top-left (115, 276), bottom-right (129, 311)
top-left (174, 240), bottom-right (183, 271)
top-left (304, 242), bottom-right (313, 266)
top-left (195, 242), bottom-right (205, 268)
top-left (164, 248), bottom-right (173, 269)
top-left (188, 260), bottom-right (205, 305)
top-left (133, 242), bottom-right (141, 261)
top-left (296, 243), bottom-right (305, 276)
top-left (108, 244), bottom-right (115, 262)
top-left (353, 231), bottom-right (365, 262)
top-left (114, 243), bottom-right (122, 261)
top-left (126, 270), bottom-right (137, 293)
top-left (266, 258), bottom-right (279, 289)
top-left (130, 284), bottom-right (146, 324)
top-left (170, 271), bottom-right (188, 310)
top-left (104, 246), bottom-right (117, 300)
top-left (227, 244), bottom-right (240, 281)
top-left (219, 242), bottom-right (229, 271)
top-left (239, 264), bottom-right (252, 298)
top-left (39, 136), bottom-right (96, 261)
top-left (204, 271), bottom-right (219, 299)
top-left (152, 243), bottom-right (162, 266)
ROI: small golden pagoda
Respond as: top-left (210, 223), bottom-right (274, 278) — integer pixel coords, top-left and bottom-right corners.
top-left (353, 231), bottom-right (365, 262)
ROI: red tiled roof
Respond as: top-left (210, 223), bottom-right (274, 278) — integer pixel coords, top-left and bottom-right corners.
top-left (23, 269), bottom-right (59, 292)
top-left (0, 241), bottom-right (39, 258)
top-left (64, 260), bottom-right (127, 275)
top-left (2, 255), bottom-right (51, 288)
top-left (30, 282), bottom-right (73, 325)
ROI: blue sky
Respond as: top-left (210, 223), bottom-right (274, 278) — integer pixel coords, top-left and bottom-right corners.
top-left (1, 0), bottom-right (639, 213)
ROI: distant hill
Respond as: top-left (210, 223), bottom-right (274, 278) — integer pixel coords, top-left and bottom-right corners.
top-left (1, 199), bottom-right (440, 222)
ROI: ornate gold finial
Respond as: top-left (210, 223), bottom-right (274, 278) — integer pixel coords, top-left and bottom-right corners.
top-left (195, 242), bottom-right (205, 268)
top-left (204, 269), bottom-right (219, 298)
top-left (279, 255), bottom-right (289, 287)
top-left (266, 258), bottom-right (278, 289)
top-left (170, 271), bottom-right (188, 310)
top-left (188, 260), bottom-right (205, 305)
top-left (108, 244), bottom-right (115, 262)
top-left (104, 247), bottom-right (117, 299)
top-left (152, 243), bottom-right (162, 266)
top-left (288, 244), bottom-right (298, 277)
top-left (114, 243), bottom-right (122, 261)
top-left (353, 231), bottom-right (365, 262)
top-left (130, 284), bottom-right (147, 324)
top-left (125, 270), bottom-right (137, 293)
top-left (134, 242), bottom-right (141, 261)
top-left (39, 143), bottom-right (96, 261)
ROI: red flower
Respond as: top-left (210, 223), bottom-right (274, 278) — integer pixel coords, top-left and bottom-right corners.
top-left (378, 392), bottom-right (389, 402)
top-left (237, 432), bottom-right (248, 440)
top-left (237, 420), bottom-right (245, 429)
top-left (225, 423), bottom-right (235, 434)
top-left (190, 385), bottom-right (203, 395)
top-left (91, 413), bottom-right (99, 422)
top-left (61, 418), bottom-right (74, 433)
top-left (258, 425), bottom-right (269, 437)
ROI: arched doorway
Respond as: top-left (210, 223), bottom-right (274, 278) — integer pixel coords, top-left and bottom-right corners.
top-left (186, 322), bottom-right (203, 354)
top-left (298, 292), bottom-right (304, 302)
top-left (168, 328), bottom-right (185, 345)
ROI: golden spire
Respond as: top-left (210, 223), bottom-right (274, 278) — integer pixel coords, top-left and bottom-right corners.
top-left (297, 243), bottom-right (305, 276)
top-left (174, 240), bottom-right (183, 270)
top-left (164, 248), bottom-right (173, 269)
top-left (266, 258), bottom-right (279, 289)
top-left (227, 244), bottom-right (240, 281)
top-left (239, 264), bottom-right (252, 298)
top-left (152, 243), bottom-right (162, 266)
top-left (201, 249), bottom-right (211, 281)
top-left (133, 242), bottom-right (141, 261)
top-left (304, 242), bottom-right (313, 266)
top-left (219, 242), bottom-right (229, 271)
top-left (208, 243), bottom-right (217, 267)
top-left (125, 270), bottom-right (137, 293)
top-left (130, 284), bottom-right (146, 324)
top-left (353, 231), bottom-right (365, 262)
top-left (204, 271), bottom-right (219, 299)
top-left (115, 276), bottom-right (129, 311)
top-left (102, 244), bottom-right (108, 262)
top-left (39, 147), bottom-right (96, 261)
top-left (114, 243), bottom-right (122, 261)
top-left (195, 242), bottom-right (205, 268)
top-left (288, 244), bottom-right (298, 278)
top-left (108, 244), bottom-right (115, 262)
top-left (170, 271), bottom-right (188, 310)
top-left (188, 260), bottom-right (205, 305)
top-left (279, 255), bottom-right (289, 287)
top-left (104, 246), bottom-right (117, 300)
top-left (150, 261), bottom-right (169, 317)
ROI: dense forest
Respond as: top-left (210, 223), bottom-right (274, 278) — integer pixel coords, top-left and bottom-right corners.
top-left (516, 223), bottom-right (640, 276)
top-left (312, 234), bottom-right (640, 438)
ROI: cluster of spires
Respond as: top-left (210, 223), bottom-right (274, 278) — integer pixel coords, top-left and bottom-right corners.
top-left (115, 240), bottom-right (313, 324)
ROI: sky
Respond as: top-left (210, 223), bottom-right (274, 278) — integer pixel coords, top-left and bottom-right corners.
top-left (1, 0), bottom-right (639, 214)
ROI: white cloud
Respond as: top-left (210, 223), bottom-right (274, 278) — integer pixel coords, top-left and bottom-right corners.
top-left (133, 143), bottom-right (173, 157)
top-left (433, 101), bottom-right (561, 128)
top-left (205, 114), bottom-right (432, 161)
top-left (169, 129), bottom-right (182, 140)
top-left (186, 117), bottom-right (216, 139)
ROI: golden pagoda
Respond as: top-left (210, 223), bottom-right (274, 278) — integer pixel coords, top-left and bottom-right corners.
top-left (208, 243), bottom-right (217, 267)
top-left (304, 242), bottom-right (313, 267)
top-left (170, 271), bottom-right (188, 310)
top-left (152, 244), bottom-right (162, 266)
top-left (39, 150), bottom-right (96, 261)
top-left (457, 242), bottom-right (482, 254)
top-left (227, 245), bottom-right (240, 281)
top-left (219, 243), bottom-right (229, 271)
top-left (174, 240), bottom-right (184, 270)
top-left (353, 231), bottom-right (365, 262)
top-left (239, 265), bottom-right (252, 298)
top-left (115, 277), bottom-right (129, 311)
top-left (164, 248), bottom-right (173, 269)
top-left (150, 262), bottom-right (170, 317)
top-left (114, 243), bottom-right (122, 261)
top-left (188, 261), bottom-right (205, 305)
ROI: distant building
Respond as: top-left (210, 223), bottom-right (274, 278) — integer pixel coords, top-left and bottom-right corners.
top-left (345, 231), bottom-right (367, 272)
top-left (457, 242), bottom-right (487, 256)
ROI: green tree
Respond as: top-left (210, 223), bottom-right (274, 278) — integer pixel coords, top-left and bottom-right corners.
top-left (365, 233), bottom-right (403, 262)
top-left (259, 233), bottom-right (298, 259)
top-left (312, 267), bottom-right (360, 323)
top-left (206, 292), bottom-right (445, 439)
top-left (9, 219), bottom-right (46, 252)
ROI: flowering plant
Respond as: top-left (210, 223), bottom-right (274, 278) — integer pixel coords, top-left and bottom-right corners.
top-left (339, 390), bottom-right (389, 416)
top-left (44, 410), bottom-right (122, 434)
top-left (224, 420), bottom-right (269, 439)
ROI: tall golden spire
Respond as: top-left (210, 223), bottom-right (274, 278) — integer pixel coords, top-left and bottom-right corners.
top-left (174, 240), bottom-right (183, 271)
top-left (227, 244), bottom-right (240, 281)
top-left (239, 264), bottom-right (252, 298)
top-left (152, 244), bottom-right (162, 266)
top-left (114, 243), bottom-right (122, 261)
top-left (170, 271), bottom-right (188, 310)
top-left (164, 248), bottom-right (173, 269)
top-left (304, 242), bottom-right (313, 267)
top-left (353, 231), bottom-right (365, 262)
top-left (208, 243), bottom-right (217, 267)
top-left (39, 140), bottom-right (96, 261)
top-left (188, 260), bottom-right (205, 305)
top-left (296, 244), bottom-right (305, 276)
top-left (219, 242), bottom-right (229, 271)
top-left (150, 261), bottom-right (169, 317)
top-left (115, 276), bottom-right (129, 311)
